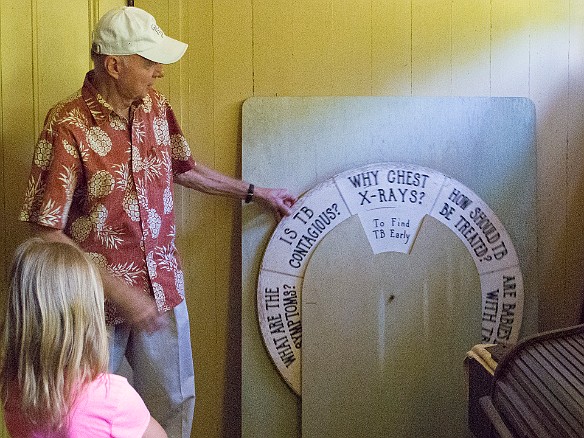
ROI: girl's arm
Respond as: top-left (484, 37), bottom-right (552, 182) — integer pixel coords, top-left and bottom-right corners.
top-left (142, 416), bottom-right (168, 438)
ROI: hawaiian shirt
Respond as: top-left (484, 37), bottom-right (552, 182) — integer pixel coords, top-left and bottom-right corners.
top-left (20, 71), bottom-right (196, 324)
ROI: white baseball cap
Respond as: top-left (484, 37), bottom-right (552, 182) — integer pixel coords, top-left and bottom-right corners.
top-left (92, 6), bottom-right (188, 64)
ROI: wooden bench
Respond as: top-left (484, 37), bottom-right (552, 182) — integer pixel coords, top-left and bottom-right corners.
top-left (470, 324), bottom-right (584, 437)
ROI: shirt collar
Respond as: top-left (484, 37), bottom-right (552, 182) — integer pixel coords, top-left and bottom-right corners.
top-left (82, 70), bottom-right (145, 126)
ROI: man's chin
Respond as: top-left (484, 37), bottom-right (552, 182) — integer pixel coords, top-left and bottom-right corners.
top-left (133, 91), bottom-right (150, 103)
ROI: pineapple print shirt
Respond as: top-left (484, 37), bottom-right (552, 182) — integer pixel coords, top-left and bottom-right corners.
top-left (19, 71), bottom-right (196, 324)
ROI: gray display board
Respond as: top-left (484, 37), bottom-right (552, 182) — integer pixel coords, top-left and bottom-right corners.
top-left (242, 97), bottom-right (536, 438)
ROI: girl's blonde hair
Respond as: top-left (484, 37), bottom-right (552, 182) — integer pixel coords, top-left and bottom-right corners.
top-left (0, 238), bottom-right (109, 432)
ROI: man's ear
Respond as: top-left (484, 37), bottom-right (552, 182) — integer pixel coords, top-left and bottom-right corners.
top-left (104, 55), bottom-right (123, 79)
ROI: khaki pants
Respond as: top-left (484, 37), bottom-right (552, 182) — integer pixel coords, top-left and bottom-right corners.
top-left (108, 300), bottom-right (195, 438)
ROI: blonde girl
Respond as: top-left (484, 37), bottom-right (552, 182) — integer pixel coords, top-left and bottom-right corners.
top-left (0, 238), bottom-right (166, 437)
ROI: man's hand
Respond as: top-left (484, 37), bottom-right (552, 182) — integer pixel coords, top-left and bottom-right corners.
top-left (30, 224), bottom-right (166, 333)
top-left (254, 187), bottom-right (297, 221)
top-left (101, 274), bottom-right (167, 334)
top-left (174, 164), bottom-right (297, 221)
top-left (122, 291), bottom-right (167, 333)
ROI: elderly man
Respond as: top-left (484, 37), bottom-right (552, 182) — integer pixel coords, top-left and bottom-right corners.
top-left (19, 6), bottom-right (296, 438)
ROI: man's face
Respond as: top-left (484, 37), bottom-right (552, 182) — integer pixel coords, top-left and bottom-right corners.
top-left (117, 55), bottom-right (164, 102)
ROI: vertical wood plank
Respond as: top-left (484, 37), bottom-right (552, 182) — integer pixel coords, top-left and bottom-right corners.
top-left (252, 0), bottom-right (295, 96)
top-left (291, 0), bottom-right (333, 95)
top-left (530, 0), bottom-right (571, 330)
top-left (451, 0), bottom-right (491, 96)
top-left (0, 0), bottom-right (36, 295)
top-left (0, 10), bottom-right (6, 438)
top-left (214, 0), bottom-right (253, 173)
top-left (411, 0), bottom-right (452, 95)
top-left (176, 0), bottom-right (216, 325)
top-left (490, 1), bottom-right (531, 97)
top-left (0, 0), bottom-right (5, 301)
top-left (566, 0), bottom-right (584, 325)
top-left (371, 0), bottom-right (412, 95)
top-left (97, 0), bottom-right (127, 17)
top-left (330, 0), bottom-right (372, 95)
top-left (36, 1), bottom-right (90, 127)
top-left (211, 1), bottom-right (253, 436)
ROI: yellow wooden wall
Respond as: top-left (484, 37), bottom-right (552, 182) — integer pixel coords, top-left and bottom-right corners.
top-left (1, 0), bottom-right (583, 437)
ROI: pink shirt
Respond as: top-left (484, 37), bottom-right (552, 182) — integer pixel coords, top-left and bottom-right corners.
top-left (19, 71), bottom-right (196, 324)
top-left (5, 374), bottom-right (151, 438)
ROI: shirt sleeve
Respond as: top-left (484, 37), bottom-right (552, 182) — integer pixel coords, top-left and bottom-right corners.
top-left (19, 121), bottom-right (83, 230)
top-left (109, 375), bottom-right (152, 438)
top-left (163, 94), bottom-right (196, 175)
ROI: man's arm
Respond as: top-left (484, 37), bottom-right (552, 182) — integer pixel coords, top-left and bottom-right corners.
top-left (174, 162), bottom-right (297, 221)
top-left (30, 224), bottom-right (164, 333)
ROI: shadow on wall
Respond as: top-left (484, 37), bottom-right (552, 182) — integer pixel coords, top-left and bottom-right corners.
top-left (224, 210), bottom-right (242, 436)
top-left (566, 64), bottom-right (584, 327)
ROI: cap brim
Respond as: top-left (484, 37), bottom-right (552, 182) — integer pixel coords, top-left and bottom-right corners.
top-left (138, 36), bottom-right (188, 64)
